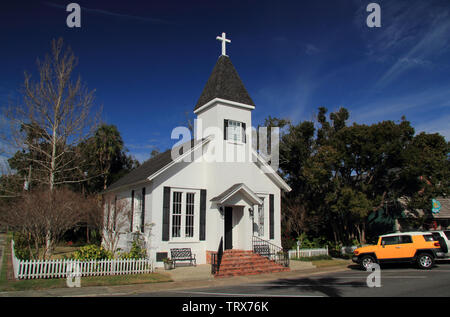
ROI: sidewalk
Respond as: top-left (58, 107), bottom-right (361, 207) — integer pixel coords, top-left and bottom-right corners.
top-left (0, 260), bottom-right (350, 297)
top-left (0, 233), bottom-right (5, 277)
top-left (153, 260), bottom-right (315, 282)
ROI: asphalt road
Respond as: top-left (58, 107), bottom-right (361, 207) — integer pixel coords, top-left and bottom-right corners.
top-left (131, 261), bottom-right (450, 297)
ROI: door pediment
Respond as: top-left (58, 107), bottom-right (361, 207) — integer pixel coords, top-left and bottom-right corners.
top-left (211, 183), bottom-right (263, 206)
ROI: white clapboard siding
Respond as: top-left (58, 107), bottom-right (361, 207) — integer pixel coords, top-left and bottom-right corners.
top-left (288, 247), bottom-right (329, 259)
top-left (11, 240), bottom-right (153, 280)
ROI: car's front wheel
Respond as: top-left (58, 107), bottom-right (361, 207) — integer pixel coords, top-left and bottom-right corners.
top-left (416, 253), bottom-right (434, 269)
top-left (360, 255), bottom-right (377, 270)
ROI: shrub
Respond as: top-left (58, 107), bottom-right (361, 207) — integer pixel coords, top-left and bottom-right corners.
top-left (351, 239), bottom-right (362, 248)
top-left (327, 241), bottom-right (343, 258)
top-left (282, 235), bottom-right (297, 250)
top-left (72, 244), bottom-right (113, 261)
top-left (296, 233), bottom-right (328, 249)
top-left (12, 232), bottom-right (33, 260)
top-left (292, 255), bottom-right (332, 261)
top-left (120, 235), bottom-right (147, 259)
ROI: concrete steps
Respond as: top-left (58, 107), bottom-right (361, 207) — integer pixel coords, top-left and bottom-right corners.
top-left (214, 249), bottom-right (290, 278)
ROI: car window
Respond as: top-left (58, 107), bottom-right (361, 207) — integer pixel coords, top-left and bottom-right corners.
top-left (432, 232), bottom-right (442, 240)
top-left (423, 234), bottom-right (435, 242)
top-left (400, 235), bottom-right (413, 243)
top-left (444, 231), bottom-right (450, 240)
top-left (381, 236), bottom-right (400, 245)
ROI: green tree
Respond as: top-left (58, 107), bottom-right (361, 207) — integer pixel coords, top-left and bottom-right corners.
top-left (75, 124), bottom-right (140, 194)
top-left (92, 124), bottom-right (125, 190)
top-left (273, 106), bottom-right (449, 246)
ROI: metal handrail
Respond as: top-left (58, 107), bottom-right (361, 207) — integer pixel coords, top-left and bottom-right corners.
top-left (252, 235), bottom-right (289, 267)
top-left (211, 237), bottom-right (223, 274)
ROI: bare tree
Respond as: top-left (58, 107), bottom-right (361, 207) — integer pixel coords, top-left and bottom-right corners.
top-left (100, 195), bottom-right (131, 255)
top-left (1, 38), bottom-right (100, 192)
top-left (282, 196), bottom-right (321, 241)
top-left (0, 188), bottom-right (87, 259)
top-left (282, 197), bottom-right (308, 239)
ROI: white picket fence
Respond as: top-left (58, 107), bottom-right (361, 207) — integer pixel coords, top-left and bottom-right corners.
top-left (289, 247), bottom-right (329, 259)
top-left (11, 240), bottom-right (153, 280)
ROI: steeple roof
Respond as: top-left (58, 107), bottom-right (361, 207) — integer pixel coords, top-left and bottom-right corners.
top-left (194, 55), bottom-right (255, 111)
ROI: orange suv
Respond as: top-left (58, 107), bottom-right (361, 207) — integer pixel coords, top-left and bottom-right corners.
top-left (352, 232), bottom-right (445, 270)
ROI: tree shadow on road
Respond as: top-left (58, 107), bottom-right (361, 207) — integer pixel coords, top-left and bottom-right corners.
top-left (263, 276), bottom-right (367, 297)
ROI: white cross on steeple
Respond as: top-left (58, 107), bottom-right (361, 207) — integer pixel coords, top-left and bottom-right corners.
top-left (216, 32), bottom-right (231, 56)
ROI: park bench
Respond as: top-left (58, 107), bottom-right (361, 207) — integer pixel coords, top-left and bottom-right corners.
top-left (170, 248), bottom-right (196, 268)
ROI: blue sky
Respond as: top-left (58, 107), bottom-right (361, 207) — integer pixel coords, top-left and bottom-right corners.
top-left (0, 0), bottom-right (449, 163)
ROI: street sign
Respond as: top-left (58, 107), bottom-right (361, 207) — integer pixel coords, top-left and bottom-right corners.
top-left (432, 199), bottom-right (441, 214)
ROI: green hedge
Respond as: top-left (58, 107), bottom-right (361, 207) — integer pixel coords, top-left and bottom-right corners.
top-left (72, 245), bottom-right (114, 260)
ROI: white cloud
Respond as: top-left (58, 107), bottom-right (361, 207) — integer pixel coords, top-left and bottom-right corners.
top-left (355, 1), bottom-right (450, 87)
top-left (377, 13), bottom-right (450, 86)
top-left (44, 2), bottom-right (172, 25)
top-left (305, 44), bottom-right (321, 56)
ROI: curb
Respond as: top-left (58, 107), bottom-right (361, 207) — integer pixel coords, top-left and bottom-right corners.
top-left (0, 263), bottom-right (351, 297)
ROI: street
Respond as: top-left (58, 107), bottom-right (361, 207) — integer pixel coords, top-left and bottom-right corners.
top-left (130, 261), bottom-right (450, 297)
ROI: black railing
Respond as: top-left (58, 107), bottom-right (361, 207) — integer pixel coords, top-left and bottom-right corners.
top-left (252, 236), bottom-right (289, 267)
top-left (211, 237), bottom-right (223, 274)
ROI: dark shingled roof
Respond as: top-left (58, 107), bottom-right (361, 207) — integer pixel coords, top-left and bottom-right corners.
top-left (194, 55), bottom-right (255, 111)
top-left (106, 138), bottom-right (204, 192)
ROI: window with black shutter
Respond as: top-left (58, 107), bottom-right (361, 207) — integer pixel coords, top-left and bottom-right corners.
top-left (200, 189), bottom-right (206, 241)
top-left (269, 194), bottom-right (274, 240)
top-left (162, 187), bottom-right (170, 241)
top-left (140, 187), bottom-right (146, 233)
top-left (130, 190), bottom-right (134, 232)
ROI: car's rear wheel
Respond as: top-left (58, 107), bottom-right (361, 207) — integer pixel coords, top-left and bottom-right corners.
top-left (360, 255), bottom-right (376, 270)
top-left (416, 253), bottom-right (434, 269)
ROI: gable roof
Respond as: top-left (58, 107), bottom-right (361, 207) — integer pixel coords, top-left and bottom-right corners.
top-left (194, 55), bottom-right (255, 111)
top-left (105, 138), bottom-right (207, 193)
top-left (105, 136), bottom-right (292, 194)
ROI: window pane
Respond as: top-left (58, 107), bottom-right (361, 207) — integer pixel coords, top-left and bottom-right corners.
top-left (227, 120), bottom-right (242, 142)
top-left (185, 193), bottom-right (195, 238)
top-left (400, 235), bottom-right (412, 244)
top-left (258, 198), bottom-right (264, 237)
top-left (432, 232), bottom-right (441, 241)
top-left (172, 192), bottom-right (182, 238)
top-left (381, 236), bottom-right (400, 245)
top-left (423, 235), bottom-right (435, 242)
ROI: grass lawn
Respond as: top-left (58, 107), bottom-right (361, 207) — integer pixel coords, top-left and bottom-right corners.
top-left (0, 233), bottom-right (172, 292)
top-left (50, 245), bottom-right (80, 259)
top-left (311, 259), bottom-right (352, 268)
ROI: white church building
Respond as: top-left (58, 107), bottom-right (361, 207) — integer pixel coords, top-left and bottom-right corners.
top-left (103, 33), bottom-right (292, 269)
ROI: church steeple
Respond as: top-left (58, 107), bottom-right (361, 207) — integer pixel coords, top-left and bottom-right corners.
top-left (194, 55), bottom-right (255, 111)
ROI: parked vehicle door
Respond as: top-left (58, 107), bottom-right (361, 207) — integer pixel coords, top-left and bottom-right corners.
top-left (397, 235), bottom-right (415, 258)
top-left (376, 236), bottom-right (402, 260)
